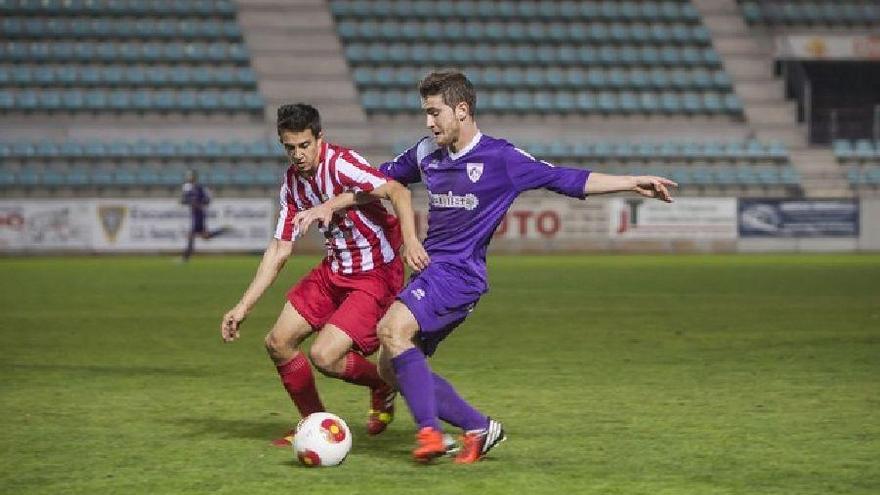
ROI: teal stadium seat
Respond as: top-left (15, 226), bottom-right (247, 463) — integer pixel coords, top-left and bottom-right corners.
top-left (833, 140), bottom-right (854, 160)
top-left (853, 140), bottom-right (876, 160)
top-left (82, 90), bottom-right (109, 111)
top-left (61, 90), bottom-right (82, 110)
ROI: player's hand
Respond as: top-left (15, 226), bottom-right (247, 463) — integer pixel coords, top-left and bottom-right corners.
top-left (293, 204), bottom-right (334, 234)
top-left (221, 305), bottom-right (247, 343)
top-left (401, 237), bottom-right (430, 272)
top-left (632, 176), bottom-right (677, 203)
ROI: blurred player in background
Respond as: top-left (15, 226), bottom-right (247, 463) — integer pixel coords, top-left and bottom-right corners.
top-left (180, 170), bottom-right (228, 261)
top-left (220, 103), bottom-right (428, 446)
top-left (299, 71), bottom-right (677, 464)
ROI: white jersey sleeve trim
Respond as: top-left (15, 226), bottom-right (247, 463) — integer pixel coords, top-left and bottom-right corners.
top-left (416, 137), bottom-right (440, 164)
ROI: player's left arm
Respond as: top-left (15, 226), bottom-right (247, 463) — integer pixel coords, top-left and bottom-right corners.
top-left (585, 172), bottom-right (676, 203)
top-left (366, 181), bottom-right (429, 271)
top-left (505, 145), bottom-right (675, 202)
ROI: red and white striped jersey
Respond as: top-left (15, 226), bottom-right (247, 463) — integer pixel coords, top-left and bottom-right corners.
top-left (274, 141), bottom-right (402, 274)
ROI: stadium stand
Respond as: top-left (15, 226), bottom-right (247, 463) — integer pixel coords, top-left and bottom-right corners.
top-left (738, 1), bottom-right (880, 27)
top-left (3, 0), bottom-right (879, 199)
top-left (0, 0), bottom-right (263, 117)
top-left (834, 139), bottom-right (880, 191)
top-left (0, 0), bottom-right (271, 196)
top-left (330, 0), bottom-right (744, 117)
top-left (0, 139), bottom-right (287, 189)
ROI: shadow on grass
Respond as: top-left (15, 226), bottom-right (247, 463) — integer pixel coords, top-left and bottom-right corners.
top-left (167, 416), bottom-right (415, 460)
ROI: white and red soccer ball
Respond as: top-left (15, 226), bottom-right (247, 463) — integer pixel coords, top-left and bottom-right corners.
top-left (292, 412), bottom-right (352, 467)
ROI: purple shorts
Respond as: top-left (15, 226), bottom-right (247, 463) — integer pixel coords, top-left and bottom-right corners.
top-left (191, 211), bottom-right (206, 233)
top-left (397, 262), bottom-right (485, 356)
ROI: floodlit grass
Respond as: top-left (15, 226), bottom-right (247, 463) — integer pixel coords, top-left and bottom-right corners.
top-left (1, 254), bottom-right (878, 494)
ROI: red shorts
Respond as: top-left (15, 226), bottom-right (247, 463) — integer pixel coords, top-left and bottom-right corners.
top-left (287, 258), bottom-right (404, 355)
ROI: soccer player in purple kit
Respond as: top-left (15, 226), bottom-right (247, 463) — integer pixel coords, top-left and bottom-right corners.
top-left (297, 70), bottom-right (677, 464)
top-left (180, 170), bottom-right (228, 261)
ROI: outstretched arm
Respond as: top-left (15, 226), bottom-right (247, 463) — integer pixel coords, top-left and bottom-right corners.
top-left (220, 238), bottom-right (294, 342)
top-left (292, 181), bottom-right (429, 271)
top-left (291, 191), bottom-right (361, 233)
top-left (369, 180), bottom-right (429, 271)
top-left (585, 172), bottom-right (677, 202)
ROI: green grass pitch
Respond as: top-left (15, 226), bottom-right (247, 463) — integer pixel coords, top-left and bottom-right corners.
top-left (1, 254), bottom-right (878, 494)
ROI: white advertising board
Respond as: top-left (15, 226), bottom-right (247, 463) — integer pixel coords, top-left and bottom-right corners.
top-left (0, 199), bottom-right (274, 252)
top-left (608, 197), bottom-right (738, 240)
top-left (0, 200), bottom-right (93, 250)
top-left (91, 198), bottom-right (273, 252)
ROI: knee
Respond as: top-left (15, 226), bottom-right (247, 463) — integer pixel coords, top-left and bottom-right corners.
top-left (377, 316), bottom-right (397, 347)
top-left (377, 318), bottom-right (412, 356)
top-left (263, 330), bottom-right (292, 360)
top-left (308, 344), bottom-right (342, 375)
top-left (264, 331), bottom-right (281, 354)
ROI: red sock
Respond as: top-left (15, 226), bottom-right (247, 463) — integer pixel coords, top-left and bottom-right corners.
top-left (340, 352), bottom-right (386, 390)
top-left (276, 353), bottom-right (324, 417)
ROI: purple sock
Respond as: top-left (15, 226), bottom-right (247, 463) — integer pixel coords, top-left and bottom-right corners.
top-left (391, 348), bottom-right (441, 431)
top-left (433, 373), bottom-right (488, 431)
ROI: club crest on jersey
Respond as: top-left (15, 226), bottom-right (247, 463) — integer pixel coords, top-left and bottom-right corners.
top-left (466, 163), bottom-right (483, 183)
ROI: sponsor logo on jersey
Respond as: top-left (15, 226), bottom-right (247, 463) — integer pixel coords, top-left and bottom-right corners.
top-left (430, 191), bottom-right (479, 211)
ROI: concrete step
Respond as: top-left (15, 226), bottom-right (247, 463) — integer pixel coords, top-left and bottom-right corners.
top-left (700, 14), bottom-right (749, 35)
top-left (713, 37), bottom-right (767, 56)
top-left (260, 79), bottom-right (358, 100)
top-left (744, 102), bottom-right (798, 125)
top-left (238, 11), bottom-right (332, 29)
top-left (251, 56), bottom-right (349, 77)
top-left (264, 101), bottom-right (366, 125)
top-left (237, 0), bottom-right (324, 8)
top-left (737, 79), bottom-right (786, 101)
top-left (754, 127), bottom-right (807, 148)
top-left (244, 33), bottom-right (341, 51)
top-left (691, 0), bottom-right (741, 15)
top-left (723, 56), bottom-right (776, 79)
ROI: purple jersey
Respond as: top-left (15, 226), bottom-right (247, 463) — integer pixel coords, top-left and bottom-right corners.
top-left (181, 182), bottom-right (211, 214)
top-left (380, 133), bottom-right (590, 290)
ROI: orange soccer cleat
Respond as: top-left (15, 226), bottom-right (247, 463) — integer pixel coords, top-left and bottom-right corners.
top-left (454, 418), bottom-right (507, 464)
top-left (412, 427), bottom-right (447, 463)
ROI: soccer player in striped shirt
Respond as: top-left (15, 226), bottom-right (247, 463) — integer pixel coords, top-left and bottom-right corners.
top-left (220, 103), bottom-right (428, 446)
top-left (302, 71), bottom-right (676, 463)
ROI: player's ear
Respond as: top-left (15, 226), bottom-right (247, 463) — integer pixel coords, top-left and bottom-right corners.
top-left (455, 102), bottom-right (468, 121)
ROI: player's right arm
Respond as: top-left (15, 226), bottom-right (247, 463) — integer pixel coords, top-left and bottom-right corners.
top-left (222, 179), bottom-right (299, 342)
top-left (291, 191), bottom-right (361, 233)
top-left (180, 182), bottom-right (193, 205)
top-left (221, 238), bottom-right (293, 342)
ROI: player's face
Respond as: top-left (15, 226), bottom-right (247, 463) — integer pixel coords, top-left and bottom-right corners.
top-left (422, 94), bottom-right (461, 148)
top-left (280, 129), bottom-right (323, 175)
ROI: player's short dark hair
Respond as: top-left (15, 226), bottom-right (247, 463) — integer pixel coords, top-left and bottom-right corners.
top-left (276, 103), bottom-right (322, 138)
top-left (418, 70), bottom-right (476, 116)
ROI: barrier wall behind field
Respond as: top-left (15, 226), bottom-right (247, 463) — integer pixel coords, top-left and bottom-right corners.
top-left (1, 196), bottom-right (877, 253)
